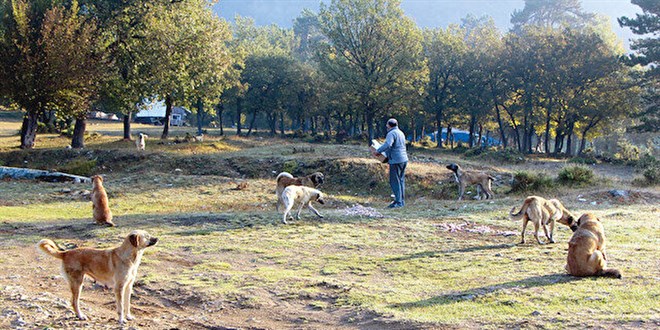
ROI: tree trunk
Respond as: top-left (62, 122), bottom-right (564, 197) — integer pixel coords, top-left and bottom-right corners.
top-left (71, 117), bottom-right (86, 149)
top-left (279, 111), bottom-right (285, 137)
top-left (161, 94), bottom-right (173, 139)
top-left (196, 97), bottom-right (204, 136)
top-left (236, 97), bottom-right (243, 136)
top-left (544, 98), bottom-right (552, 154)
top-left (491, 83), bottom-right (507, 148)
top-left (447, 124), bottom-right (453, 149)
top-left (468, 115), bottom-right (476, 148)
top-left (20, 111), bottom-right (39, 149)
top-left (565, 120), bottom-right (575, 156)
top-left (366, 112), bottom-right (375, 142)
top-left (246, 110), bottom-right (258, 136)
top-left (216, 103), bottom-right (224, 136)
top-left (478, 124), bottom-right (483, 148)
top-left (123, 112), bottom-right (132, 140)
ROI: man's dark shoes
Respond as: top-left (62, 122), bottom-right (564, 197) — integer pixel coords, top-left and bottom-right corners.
top-left (387, 202), bottom-right (403, 208)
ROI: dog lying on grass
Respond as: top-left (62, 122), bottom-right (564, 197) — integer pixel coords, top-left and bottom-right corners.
top-left (91, 175), bottom-right (114, 227)
top-left (565, 213), bottom-right (621, 278)
top-left (37, 230), bottom-right (159, 324)
top-left (510, 196), bottom-right (577, 244)
top-left (280, 185), bottom-right (325, 224)
top-left (445, 163), bottom-right (495, 200)
top-left (275, 171), bottom-right (324, 211)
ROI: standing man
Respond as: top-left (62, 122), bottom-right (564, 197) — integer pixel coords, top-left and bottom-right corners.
top-left (372, 118), bottom-right (408, 208)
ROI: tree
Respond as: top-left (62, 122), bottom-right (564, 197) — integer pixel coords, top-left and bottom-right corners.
top-left (317, 0), bottom-right (424, 141)
top-left (140, 0), bottom-right (232, 139)
top-left (0, 0), bottom-right (104, 149)
top-left (80, 0), bottom-right (157, 141)
top-left (511, 0), bottom-right (596, 33)
top-left (619, 0), bottom-right (659, 132)
top-left (422, 26), bottom-right (466, 148)
top-left (40, 1), bottom-right (105, 148)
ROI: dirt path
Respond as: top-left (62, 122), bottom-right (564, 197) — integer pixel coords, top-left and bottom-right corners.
top-left (0, 242), bottom-right (428, 330)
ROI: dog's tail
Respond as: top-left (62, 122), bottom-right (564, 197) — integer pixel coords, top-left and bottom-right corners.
top-left (276, 172), bottom-right (294, 182)
top-left (509, 198), bottom-right (531, 221)
top-left (599, 268), bottom-right (622, 279)
top-left (37, 239), bottom-right (65, 260)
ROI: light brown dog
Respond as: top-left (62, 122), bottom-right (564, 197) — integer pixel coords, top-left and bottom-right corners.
top-left (446, 163), bottom-right (495, 200)
top-left (91, 175), bottom-right (114, 226)
top-left (510, 196), bottom-right (578, 244)
top-left (37, 230), bottom-right (159, 324)
top-left (280, 185), bottom-right (325, 224)
top-left (565, 213), bottom-right (621, 278)
top-left (275, 171), bottom-right (324, 211)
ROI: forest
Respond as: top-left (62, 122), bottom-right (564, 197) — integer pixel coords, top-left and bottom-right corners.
top-left (0, 0), bottom-right (657, 155)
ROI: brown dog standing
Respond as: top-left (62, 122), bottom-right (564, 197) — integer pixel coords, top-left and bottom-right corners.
top-left (510, 196), bottom-right (577, 244)
top-left (91, 175), bottom-right (114, 226)
top-left (37, 230), bottom-right (159, 323)
top-left (566, 213), bottom-right (621, 278)
top-left (446, 163), bottom-right (495, 200)
top-left (275, 171), bottom-right (324, 211)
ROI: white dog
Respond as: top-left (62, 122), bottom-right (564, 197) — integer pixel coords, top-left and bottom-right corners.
top-left (280, 185), bottom-right (325, 224)
top-left (136, 133), bottom-right (148, 151)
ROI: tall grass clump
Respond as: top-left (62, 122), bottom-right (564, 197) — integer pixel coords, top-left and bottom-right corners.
top-left (59, 158), bottom-right (97, 177)
top-left (465, 147), bottom-right (526, 164)
top-left (510, 171), bottom-right (554, 193)
top-left (557, 165), bottom-right (595, 186)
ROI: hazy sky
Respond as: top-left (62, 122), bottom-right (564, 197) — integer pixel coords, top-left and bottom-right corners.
top-left (212, 0), bottom-right (643, 50)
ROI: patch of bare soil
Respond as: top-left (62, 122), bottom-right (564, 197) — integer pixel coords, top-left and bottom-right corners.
top-left (0, 244), bottom-right (433, 330)
top-left (582, 189), bottom-right (660, 205)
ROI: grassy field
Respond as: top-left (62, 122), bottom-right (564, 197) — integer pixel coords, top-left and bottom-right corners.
top-left (0, 116), bottom-right (658, 329)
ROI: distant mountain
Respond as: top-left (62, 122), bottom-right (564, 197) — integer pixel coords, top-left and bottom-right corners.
top-left (212, 0), bottom-right (642, 51)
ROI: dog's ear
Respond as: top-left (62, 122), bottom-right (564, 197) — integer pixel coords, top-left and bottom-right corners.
top-left (129, 233), bottom-right (139, 247)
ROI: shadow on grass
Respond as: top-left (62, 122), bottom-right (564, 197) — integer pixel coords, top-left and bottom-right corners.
top-left (387, 243), bottom-right (516, 261)
top-left (391, 273), bottom-right (580, 309)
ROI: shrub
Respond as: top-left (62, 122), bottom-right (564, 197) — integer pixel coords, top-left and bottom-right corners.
top-left (511, 171), bottom-right (554, 193)
top-left (557, 165), bottom-right (594, 186)
top-left (466, 147), bottom-right (526, 164)
top-left (335, 130), bottom-right (349, 144)
top-left (614, 139), bottom-right (640, 162)
top-left (418, 136), bottom-right (435, 147)
top-left (569, 155), bottom-right (599, 165)
top-left (282, 160), bottom-right (298, 174)
top-left (59, 158), bottom-right (97, 177)
top-left (643, 166), bottom-right (660, 185)
top-left (634, 153), bottom-right (659, 170)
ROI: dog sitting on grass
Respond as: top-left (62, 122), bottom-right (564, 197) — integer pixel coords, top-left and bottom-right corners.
top-left (91, 175), bottom-right (114, 227)
top-left (136, 133), bottom-right (148, 151)
top-left (565, 213), bottom-right (621, 278)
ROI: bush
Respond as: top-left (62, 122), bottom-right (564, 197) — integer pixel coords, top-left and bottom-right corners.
top-left (634, 153), bottom-right (659, 170)
top-left (465, 147), bottom-right (526, 164)
top-left (569, 155), bottom-right (599, 165)
top-left (614, 139), bottom-right (641, 162)
top-left (557, 165), bottom-right (594, 186)
top-left (59, 158), bottom-right (97, 177)
top-left (282, 160), bottom-right (298, 174)
top-left (418, 136), bottom-right (435, 147)
top-left (335, 130), bottom-right (349, 144)
top-left (511, 171), bottom-right (554, 193)
top-left (642, 166), bottom-right (660, 185)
